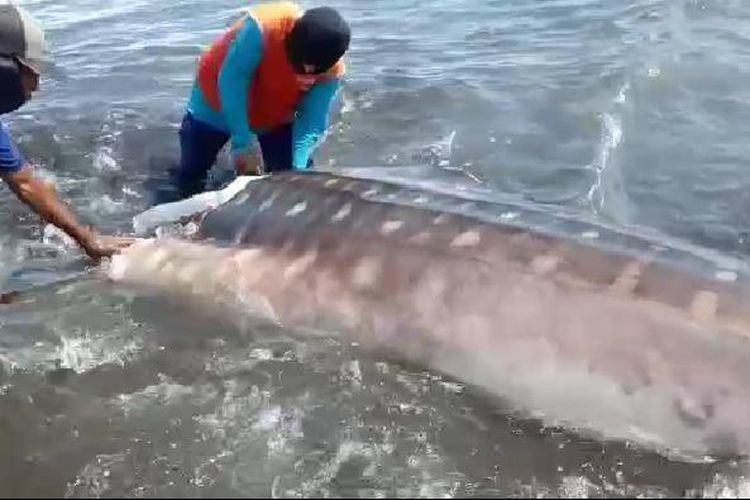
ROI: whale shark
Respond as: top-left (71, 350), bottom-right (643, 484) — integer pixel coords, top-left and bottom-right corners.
top-left (110, 167), bottom-right (750, 461)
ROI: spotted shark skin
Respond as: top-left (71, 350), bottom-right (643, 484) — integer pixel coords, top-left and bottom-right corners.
top-left (112, 171), bottom-right (750, 460)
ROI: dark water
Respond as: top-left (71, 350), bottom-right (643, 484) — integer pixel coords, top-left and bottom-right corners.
top-left (2, 0), bottom-right (750, 496)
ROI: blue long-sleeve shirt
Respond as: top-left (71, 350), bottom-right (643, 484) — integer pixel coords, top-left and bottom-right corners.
top-left (187, 16), bottom-right (342, 169)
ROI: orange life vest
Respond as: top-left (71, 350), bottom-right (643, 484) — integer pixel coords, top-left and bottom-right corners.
top-left (197, 1), bottom-right (346, 130)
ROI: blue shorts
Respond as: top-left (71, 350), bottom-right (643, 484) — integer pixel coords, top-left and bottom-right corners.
top-left (175, 112), bottom-right (313, 198)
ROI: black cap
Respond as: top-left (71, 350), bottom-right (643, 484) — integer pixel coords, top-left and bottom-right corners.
top-left (287, 6), bottom-right (350, 74)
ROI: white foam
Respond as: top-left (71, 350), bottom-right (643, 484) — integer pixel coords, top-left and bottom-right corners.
top-left (106, 254), bottom-right (129, 282)
top-left (57, 331), bottom-right (144, 374)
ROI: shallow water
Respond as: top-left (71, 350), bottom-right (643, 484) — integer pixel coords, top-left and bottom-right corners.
top-left (2, 0), bottom-right (750, 496)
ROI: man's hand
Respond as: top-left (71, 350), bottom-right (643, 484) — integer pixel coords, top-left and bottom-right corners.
top-left (81, 233), bottom-right (139, 260)
top-left (233, 149), bottom-right (265, 176)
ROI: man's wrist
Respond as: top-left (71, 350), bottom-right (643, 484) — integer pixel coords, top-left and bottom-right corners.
top-left (70, 225), bottom-right (97, 251)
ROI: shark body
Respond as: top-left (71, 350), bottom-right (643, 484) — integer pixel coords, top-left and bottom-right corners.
top-left (112, 170), bottom-right (750, 460)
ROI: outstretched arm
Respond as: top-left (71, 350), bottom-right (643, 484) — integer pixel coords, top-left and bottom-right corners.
top-left (1, 120), bottom-right (133, 259)
top-left (3, 166), bottom-right (135, 259)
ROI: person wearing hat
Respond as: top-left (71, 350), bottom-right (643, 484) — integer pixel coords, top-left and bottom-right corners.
top-left (175, 1), bottom-right (351, 197)
top-left (0, 1), bottom-right (134, 259)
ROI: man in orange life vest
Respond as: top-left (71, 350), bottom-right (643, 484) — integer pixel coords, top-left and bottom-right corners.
top-left (175, 2), bottom-right (350, 198)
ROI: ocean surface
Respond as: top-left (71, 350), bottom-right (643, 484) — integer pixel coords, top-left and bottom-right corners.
top-left (2, 0), bottom-right (750, 496)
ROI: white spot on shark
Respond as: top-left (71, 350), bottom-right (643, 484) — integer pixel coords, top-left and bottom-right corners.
top-left (352, 256), bottom-right (382, 290)
top-left (224, 249), bottom-right (264, 284)
top-left (500, 211), bottom-right (520, 221)
top-left (284, 248), bottom-right (318, 279)
top-left (414, 196), bottom-right (429, 204)
top-left (234, 193), bottom-right (250, 205)
top-left (332, 203), bottom-right (352, 222)
top-left (240, 294), bottom-right (279, 323)
top-left (325, 179), bottom-right (339, 188)
top-left (236, 248), bottom-right (263, 267)
top-left (433, 214), bottom-right (450, 225)
top-left (451, 229), bottom-right (481, 248)
top-left (609, 260), bottom-right (642, 296)
top-left (409, 231), bottom-right (432, 244)
top-left (690, 290), bottom-right (718, 322)
top-left (414, 269), bottom-right (449, 324)
top-left (531, 254), bottom-right (561, 274)
top-left (380, 220), bottom-right (404, 235)
top-left (233, 225), bottom-right (250, 244)
top-left (581, 231), bottom-right (600, 240)
top-left (362, 188), bottom-right (379, 197)
top-left (258, 193), bottom-right (278, 212)
top-left (715, 270), bottom-right (738, 283)
top-left (286, 201), bottom-right (307, 217)
top-left (279, 239), bottom-right (296, 254)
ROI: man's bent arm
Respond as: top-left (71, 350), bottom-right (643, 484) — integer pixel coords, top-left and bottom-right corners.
top-left (218, 16), bottom-right (264, 157)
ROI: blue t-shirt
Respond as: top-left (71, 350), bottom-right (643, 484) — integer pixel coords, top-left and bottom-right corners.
top-left (0, 121), bottom-right (25, 175)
